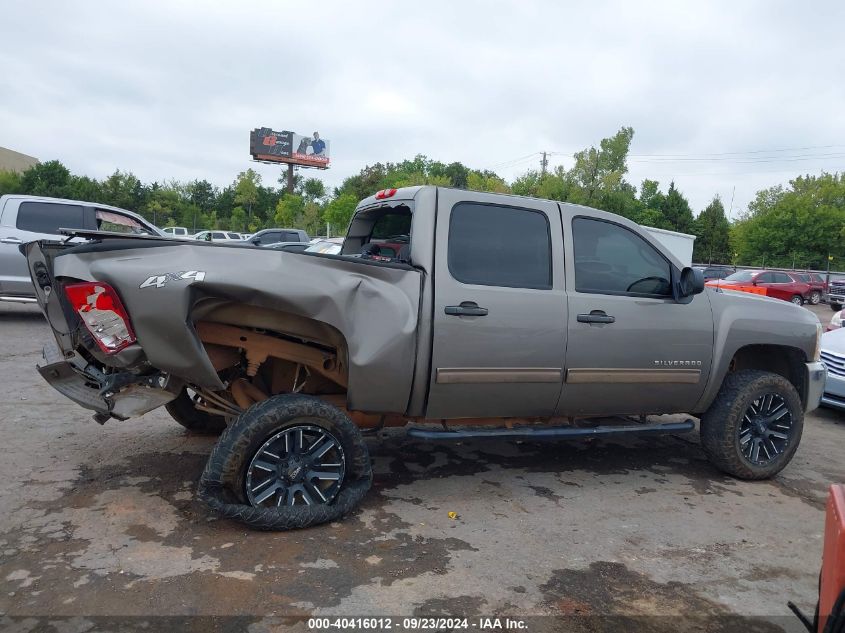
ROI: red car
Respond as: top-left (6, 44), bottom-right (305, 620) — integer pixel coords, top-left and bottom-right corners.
top-left (706, 270), bottom-right (811, 305)
top-left (793, 272), bottom-right (828, 305)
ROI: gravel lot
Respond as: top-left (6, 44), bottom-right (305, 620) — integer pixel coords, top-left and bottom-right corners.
top-left (0, 301), bottom-right (843, 631)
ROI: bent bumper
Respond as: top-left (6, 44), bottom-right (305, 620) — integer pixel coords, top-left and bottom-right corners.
top-left (38, 342), bottom-right (180, 421)
top-left (806, 361), bottom-right (827, 413)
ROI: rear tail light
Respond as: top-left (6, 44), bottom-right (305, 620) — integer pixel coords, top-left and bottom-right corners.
top-left (64, 282), bottom-right (136, 353)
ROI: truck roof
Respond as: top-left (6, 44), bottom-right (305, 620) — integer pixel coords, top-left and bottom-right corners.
top-left (0, 193), bottom-right (153, 228)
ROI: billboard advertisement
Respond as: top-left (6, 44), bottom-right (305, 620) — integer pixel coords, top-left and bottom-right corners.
top-left (250, 128), bottom-right (330, 169)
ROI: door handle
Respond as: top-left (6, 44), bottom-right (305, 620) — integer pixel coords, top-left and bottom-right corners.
top-left (0, 237), bottom-right (23, 244)
top-left (577, 311), bottom-right (615, 324)
top-left (445, 302), bottom-right (488, 317)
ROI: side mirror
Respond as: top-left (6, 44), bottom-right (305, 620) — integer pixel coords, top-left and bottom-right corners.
top-left (251, 238), bottom-right (260, 245)
top-left (679, 267), bottom-right (705, 297)
top-left (751, 279), bottom-right (758, 285)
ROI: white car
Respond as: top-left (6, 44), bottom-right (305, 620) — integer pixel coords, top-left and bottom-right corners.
top-left (161, 226), bottom-right (193, 239)
top-left (829, 310), bottom-right (843, 332)
top-left (820, 327), bottom-right (845, 410)
top-left (193, 230), bottom-right (243, 243)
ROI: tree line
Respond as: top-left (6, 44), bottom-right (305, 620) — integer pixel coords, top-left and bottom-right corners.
top-left (1, 127), bottom-right (842, 270)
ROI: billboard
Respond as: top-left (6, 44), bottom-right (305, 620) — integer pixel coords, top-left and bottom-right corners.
top-left (250, 127), bottom-right (330, 169)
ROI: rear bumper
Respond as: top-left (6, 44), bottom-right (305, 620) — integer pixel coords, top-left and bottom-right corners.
top-left (38, 342), bottom-right (180, 421)
top-left (805, 361), bottom-right (827, 413)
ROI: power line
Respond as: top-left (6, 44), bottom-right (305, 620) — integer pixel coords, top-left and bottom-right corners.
top-left (629, 143), bottom-right (845, 158)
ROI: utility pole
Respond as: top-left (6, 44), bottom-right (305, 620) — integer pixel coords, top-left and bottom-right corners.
top-left (540, 152), bottom-right (548, 178)
top-left (286, 164), bottom-right (295, 195)
top-left (728, 185), bottom-right (736, 218)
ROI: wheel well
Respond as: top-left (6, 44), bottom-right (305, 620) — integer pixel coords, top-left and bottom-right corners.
top-left (729, 345), bottom-right (807, 405)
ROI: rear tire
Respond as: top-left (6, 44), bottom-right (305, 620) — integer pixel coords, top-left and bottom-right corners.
top-left (790, 295), bottom-right (804, 306)
top-left (198, 394), bottom-right (372, 530)
top-left (166, 389), bottom-right (228, 435)
top-left (700, 370), bottom-right (803, 480)
top-left (810, 291), bottom-right (821, 305)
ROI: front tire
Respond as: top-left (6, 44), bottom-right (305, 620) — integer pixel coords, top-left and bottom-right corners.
top-left (166, 389), bottom-right (228, 435)
top-left (700, 370), bottom-right (803, 479)
top-left (198, 394), bottom-right (372, 530)
top-left (790, 295), bottom-right (804, 306)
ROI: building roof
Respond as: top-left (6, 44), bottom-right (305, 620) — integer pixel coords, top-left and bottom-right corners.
top-left (0, 147), bottom-right (39, 173)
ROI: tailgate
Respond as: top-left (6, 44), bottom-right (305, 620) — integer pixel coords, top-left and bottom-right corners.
top-left (22, 240), bottom-right (78, 353)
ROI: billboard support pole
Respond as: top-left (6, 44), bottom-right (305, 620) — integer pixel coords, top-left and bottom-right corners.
top-left (286, 164), bottom-right (295, 195)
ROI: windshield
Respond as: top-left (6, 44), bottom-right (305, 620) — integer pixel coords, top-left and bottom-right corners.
top-left (724, 271), bottom-right (755, 282)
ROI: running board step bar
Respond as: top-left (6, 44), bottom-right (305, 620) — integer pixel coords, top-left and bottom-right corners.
top-left (406, 419), bottom-right (696, 440)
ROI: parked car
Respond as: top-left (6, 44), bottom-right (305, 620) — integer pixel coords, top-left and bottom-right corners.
top-left (161, 226), bottom-right (193, 239)
top-left (793, 272), bottom-right (827, 305)
top-left (304, 238), bottom-right (343, 255)
top-left (0, 194), bottom-right (163, 303)
top-left (248, 228), bottom-right (309, 247)
top-left (828, 278), bottom-right (845, 312)
top-left (706, 270), bottom-right (811, 305)
top-left (820, 328), bottom-right (845, 410)
top-left (23, 185), bottom-right (825, 529)
top-left (693, 265), bottom-right (736, 281)
top-left (266, 242), bottom-right (310, 253)
top-left (193, 230), bottom-right (243, 242)
top-left (829, 311), bottom-right (843, 332)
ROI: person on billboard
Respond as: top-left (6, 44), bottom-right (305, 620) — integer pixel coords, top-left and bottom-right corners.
top-left (311, 132), bottom-right (326, 156)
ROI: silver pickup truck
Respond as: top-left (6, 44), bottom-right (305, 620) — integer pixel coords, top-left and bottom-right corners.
top-left (0, 194), bottom-right (162, 303)
top-left (22, 186), bottom-right (826, 530)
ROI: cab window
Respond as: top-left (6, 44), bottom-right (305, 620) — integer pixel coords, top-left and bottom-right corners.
top-left (448, 202), bottom-right (551, 289)
top-left (573, 217), bottom-right (671, 297)
top-left (16, 202), bottom-right (85, 234)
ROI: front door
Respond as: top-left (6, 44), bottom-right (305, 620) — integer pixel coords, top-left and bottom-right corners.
top-left (558, 211), bottom-right (714, 416)
top-left (425, 189), bottom-right (567, 419)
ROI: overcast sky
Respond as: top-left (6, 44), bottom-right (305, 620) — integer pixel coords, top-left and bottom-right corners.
top-left (2, 0), bottom-right (844, 216)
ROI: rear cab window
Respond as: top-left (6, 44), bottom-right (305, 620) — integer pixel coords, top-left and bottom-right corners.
top-left (342, 201), bottom-right (413, 263)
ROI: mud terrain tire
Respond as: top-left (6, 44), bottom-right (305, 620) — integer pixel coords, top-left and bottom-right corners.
top-left (197, 394), bottom-right (372, 530)
top-left (166, 389), bottom-right (228, 435)
top-left (700, 369), bottom-right (803, 480)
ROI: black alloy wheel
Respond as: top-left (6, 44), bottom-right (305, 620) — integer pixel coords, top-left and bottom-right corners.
top-left (738, 393), bottom-right (793, 465)
top-left (245, 424), bottom-right (346, 507)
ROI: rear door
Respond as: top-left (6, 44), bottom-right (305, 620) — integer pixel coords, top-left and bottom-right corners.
top-left (757, 271), bottom-right (797, 301)
top-left (0, 200), bottom-right (88, 297)
top-left (426, 189), bottom-right (567, 419)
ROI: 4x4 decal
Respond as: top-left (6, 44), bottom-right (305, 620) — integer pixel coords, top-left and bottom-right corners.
top-left (140, 270), bottom-right (206, 289)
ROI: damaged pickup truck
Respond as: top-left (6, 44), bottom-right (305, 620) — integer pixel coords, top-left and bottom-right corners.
top-left (23, 186), bottom-right (826, 529)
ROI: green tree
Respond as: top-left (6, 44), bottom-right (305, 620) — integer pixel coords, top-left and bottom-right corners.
top-left (693, 196), bottom-right (731, 264)
top-left (234, 169), bottom-right (261, 223)
top-left (229, 206), bottom-right (248, 232)
top-left (100, 170), bottom-right (142, 210)
top-left (567, 127), bottom-right (634, 205)
top-left (302, 177), bottom-right (326, 201)
top-left (658, 182), bottom-right (695, 234)
top-left (274, 194), bottom-right (304, 227)
top-left (20, 160), bottom-right (71, 197)
top-left (0, 170), bottom-right (23, 196)
top-left (731, 173), bottom-right (845, 269)
top-left (324, 193), bottom-right (358, 234)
